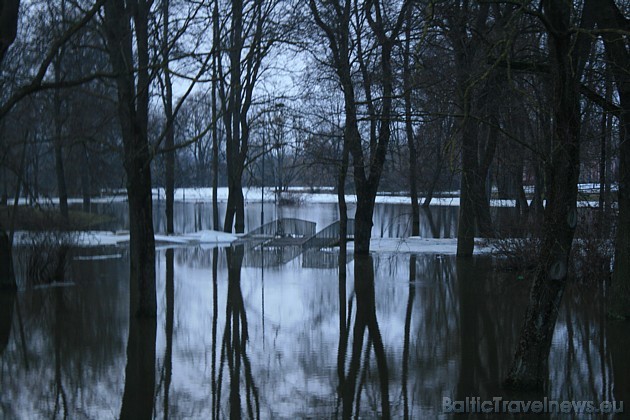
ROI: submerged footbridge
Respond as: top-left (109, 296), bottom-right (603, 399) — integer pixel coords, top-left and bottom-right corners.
top-left (234, 218), bottom-right (354, 268)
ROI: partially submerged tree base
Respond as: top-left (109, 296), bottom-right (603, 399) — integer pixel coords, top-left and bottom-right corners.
top-left (503, 270), bottom-right (564, 392)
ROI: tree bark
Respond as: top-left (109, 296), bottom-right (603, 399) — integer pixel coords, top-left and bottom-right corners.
top-left (403, 7), bottom-right (419, 237)
top-left (452, 5), bottom-right (492, 257)
top-left (0, 227), bottom-right (15, 291)
top-left (162, 0), bottom-right (175, 235)
top-left (104, 0), bottom-right (157, 318)
top-left (53, 40), bottom-right (69, 220)
top-left (211, 1), bottom-right (220, 231)
top-left (0, 292), bottom-right (15, 355)
top-left (505, 0), bottom-right (591, 390)
top-left (80, 142), bottom-right (91, 212)
top-left (0, 0), bottom-right (19, 64)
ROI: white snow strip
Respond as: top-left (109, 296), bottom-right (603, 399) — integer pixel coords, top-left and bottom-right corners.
top-left (73, 254), bottom-right (123, 261)
top-left (14, 184), bottom-right (614, 207)
top-left (13, 229), bottom-right (238, 248)
top-left (347, 237), bottom-right (493, 255)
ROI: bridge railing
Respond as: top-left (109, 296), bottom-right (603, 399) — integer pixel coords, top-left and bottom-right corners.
top-left (244, 218), bottom-right (316, 238)
top-left (302, 219), bottom-right (355, 250)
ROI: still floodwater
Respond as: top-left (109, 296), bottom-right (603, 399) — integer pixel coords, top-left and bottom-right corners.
top-left (1, 202), bottom-right (626, 418)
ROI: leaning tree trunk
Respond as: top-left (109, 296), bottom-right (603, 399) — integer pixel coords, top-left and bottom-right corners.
top-left (505, 0), bottom-right (585, 389)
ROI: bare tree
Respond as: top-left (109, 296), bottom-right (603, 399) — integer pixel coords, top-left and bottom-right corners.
top-left (505, 0), bottom-right (595, 389)
top-left (0, 0), bottom-right (19, 291)
top-left (217, 0), bottom-right (279, 233)
top-left (309, 0), bottom-right (411, 255)
top-left (102, 0), bottom-right (157, 317)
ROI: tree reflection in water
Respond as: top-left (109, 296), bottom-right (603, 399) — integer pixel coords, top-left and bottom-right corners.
top-left (120, 273), bottom-right (157, 420)
top-left (161, 248), bottom-right (175, 419)
top-left (211, 247), bottom-right (219, 419)
top-left (402, 255), bottom-right (416, 420)
top-left (216, 245), bottom-right (260, 419)
top-left (337, 255), bottom-right (390, 419)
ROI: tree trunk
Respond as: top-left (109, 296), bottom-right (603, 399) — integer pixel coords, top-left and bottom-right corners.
top-left (337, 138), bottom-right (349, 391)
top-left (0, 292), bottom-right (15, 355)
top-left (53, 56), bottom-right (69, 220)
top-left (0, 0), bottom-right (19, 64)
top-left (353, 192), bottom-right (376, 255)
top-left (0, 227), bottom-right (15, 291)
top-left (224, 176), bottom-right (245, 234)
top-left (403, 8), bottom-right (419, 237)
top-left (127, 164), bottom-right (157, 317)
top-left (505, 0), bottom-right (586, 389)
top-left (1, 166), bottom-right (7, 206)
top-left (104, 0), bottom-right (157, 318)
top-left (337, 137), bottom-right (349, 249)
top-left (456, 109), bottom-right (477, 257)
top-left (163, 0), bottom-right (175, 235)
top-left (211, 1), bottom-right (220, 231)
top-left (80, 142), bottom-right (91, 213)
top-left (0, 144), bottom-right (24, 291)
top-left (52, 0), bottom-right (69, 216)
top-left (0, 0), bottom-right (19, 292)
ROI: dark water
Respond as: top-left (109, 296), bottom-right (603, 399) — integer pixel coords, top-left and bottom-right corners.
top-left (1, 202), bottom-right (626, 418)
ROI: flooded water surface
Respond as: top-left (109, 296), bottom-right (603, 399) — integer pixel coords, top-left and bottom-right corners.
top-left (0, 202), bottom-right (626, 418)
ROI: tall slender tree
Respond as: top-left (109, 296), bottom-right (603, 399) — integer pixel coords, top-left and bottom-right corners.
top-left (217, 0), bottom-right (278, 233)
top-left (103, 0), bottom-right (157, 317)
top-left (0, 0), bottom-right (19, 291)
top-left (162, 0), bottom-right (175, 234)
top-left (309, 0), bottom-right (411, 255)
